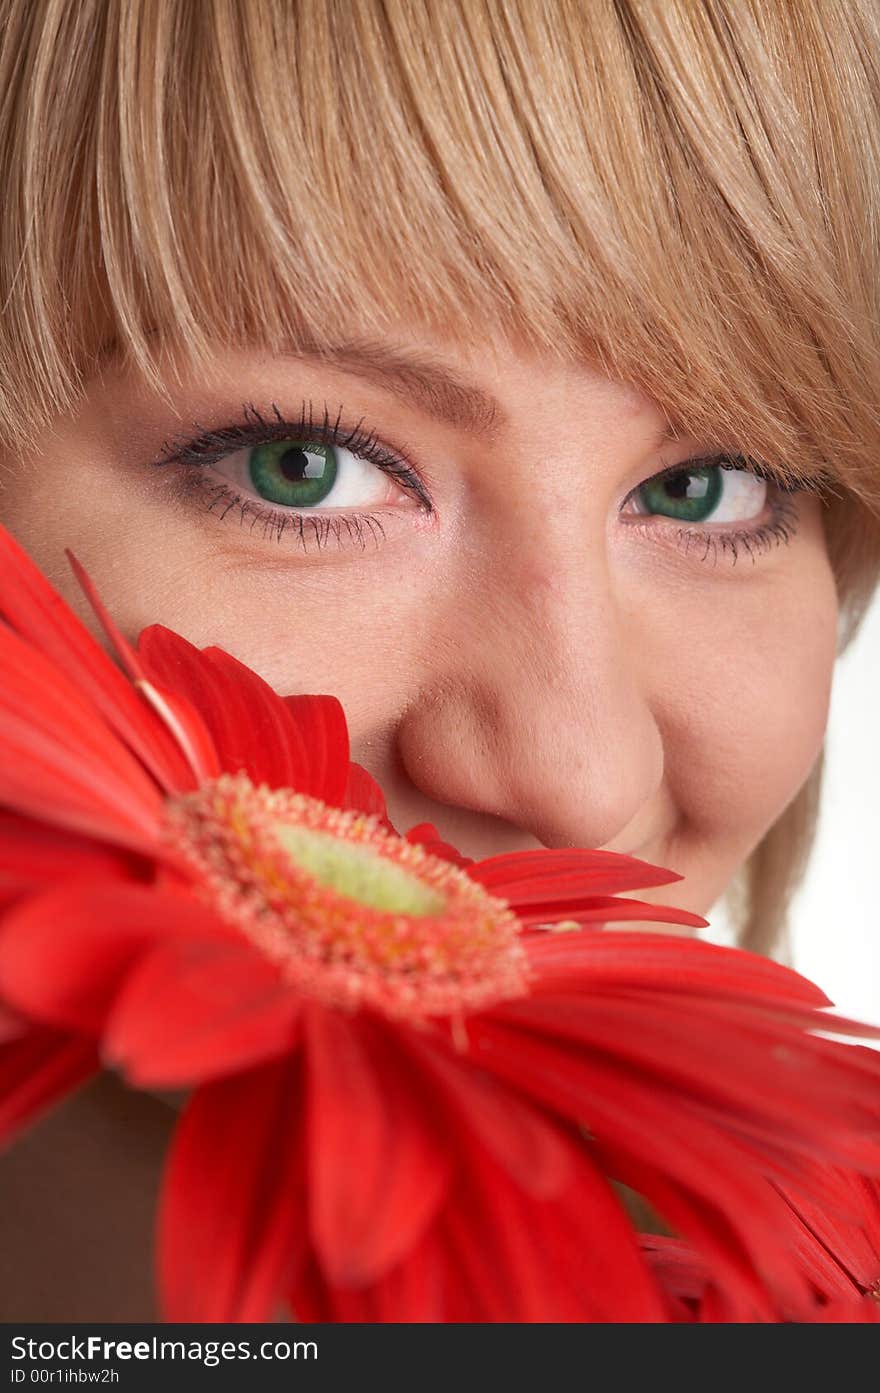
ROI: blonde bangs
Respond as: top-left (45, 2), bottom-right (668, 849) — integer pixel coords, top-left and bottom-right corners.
top-left (2, 0), bottom-right (880, 610)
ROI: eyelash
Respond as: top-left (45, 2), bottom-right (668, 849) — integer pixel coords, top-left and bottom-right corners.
top-left (151, 401), bottom-right (817, 565)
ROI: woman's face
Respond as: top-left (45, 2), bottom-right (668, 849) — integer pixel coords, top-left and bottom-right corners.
top-left (0, 328), bottom-right (838, 926)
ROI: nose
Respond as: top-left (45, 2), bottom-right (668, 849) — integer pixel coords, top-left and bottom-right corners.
top-left (395, 546), bottom-right (665, 851)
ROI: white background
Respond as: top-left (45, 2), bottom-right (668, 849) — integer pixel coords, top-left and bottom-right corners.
top-left (708, 594), bottom-right (880, 1026)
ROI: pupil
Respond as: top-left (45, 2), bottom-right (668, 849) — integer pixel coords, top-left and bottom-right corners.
top-left (637, 464), bottom-right (720, 522)
top-left (248, 439), bottom-right (337, 507)
top-left (666, 470), bottom-right (705, 499)
top-left (278, 447), bottom-right (323, 482)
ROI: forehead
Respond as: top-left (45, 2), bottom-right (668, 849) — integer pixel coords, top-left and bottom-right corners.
top-left (95, 319), bottom-right (679, 445)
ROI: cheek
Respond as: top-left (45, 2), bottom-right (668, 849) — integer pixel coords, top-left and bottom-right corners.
top-left (653, 561), bottom-right (838, 844)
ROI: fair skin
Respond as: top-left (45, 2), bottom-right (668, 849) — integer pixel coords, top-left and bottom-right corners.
top-left (0, 327), bottom-right (838, 1314)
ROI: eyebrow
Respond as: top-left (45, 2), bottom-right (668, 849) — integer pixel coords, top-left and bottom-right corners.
top-left (278, 336), bottom-right (505, 440)
top-left (100, 330), bottom-right (680, 452)
top-left (281, 338), bottom-right (681, 454)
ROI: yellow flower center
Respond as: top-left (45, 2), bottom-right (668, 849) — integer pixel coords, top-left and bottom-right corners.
top-left (273, 825), bottom-right (446, 917)
top-left (163, 773), bottom-right (529, 1020)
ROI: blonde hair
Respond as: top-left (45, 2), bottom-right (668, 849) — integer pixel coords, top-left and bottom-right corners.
top-left (2, 0), bottom-right (879, 952)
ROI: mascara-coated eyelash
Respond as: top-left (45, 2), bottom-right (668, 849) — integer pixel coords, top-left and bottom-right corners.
top-left (151, 399), bottom-right (432, 552)
top-left (626, 451), bottom-right (821, 502)
top-left (621, 452), bottom-right (811, 567)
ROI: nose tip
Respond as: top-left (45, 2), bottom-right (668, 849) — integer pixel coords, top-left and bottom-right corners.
top-left (396, 676), bottom-right (665, 853)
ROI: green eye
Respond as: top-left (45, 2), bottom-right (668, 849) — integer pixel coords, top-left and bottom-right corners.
top-left (248, 440), bottom-right (338, 507)
top-left (638, 466), bottom-right (723, 523)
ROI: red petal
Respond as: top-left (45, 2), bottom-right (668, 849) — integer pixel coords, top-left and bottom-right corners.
top-left (138, 627), bottom-right (351, 800)
top-left (341, 762), bottom-right (391, 820)
top-left (469, 848), bottom-right (687, 904)
top-left (293, 1130), bottom-right (666, 1322)
top-left (439, 1136), bottom-right (666, 1321)
top-left (518, 895), bottom-right (708, 930)
top-left (780, 1171), bottom-right (880, 1294)
top-left (303, 1009), bottom-right (450, 1285)
top-left (158, 1058), bottom-right (308, 1321)
top-left (132, 680), bottom-right (222, 785)
top-left (0, 525), bottom-right (198, 791)
top-left (405, 823), bottom-right (475, 868)
top-left (0, 622), bottom-right (164, 848)
top-left (523, 931), bottom-right (832, 1007)
top-left (800, 1297), bottom-right (880, 1323)
top-left (0, 1022), bottom-right (98, 1145)
top-left (642, 1235), bottom-right (710, 1304)
top-left (65, 554), bottom-right (220, 786)
top-left (0, 810), bottom-right (138, 909)
top-left (329, 1226), bottom-right (452, 1322)
top-left (0, 882), bottom-right (229, 1033)
top-left (139, 627), bottom-right (303, 786)
top-left (493, 993), bottom-right (880, 1167)
top-left (104, 939), bottom-right (299, 1086)
top-left (468, 1015), bottom-right (819, 1312)
top-left (64, 555), bottom-right (220, 787)
top-left (281, 694), bottom-right (352, 805)
top-left (290, 1233), bottom-right (451, 1322)
top-left (396, 1028), bottom-right (574, 1198)
top-left (0, 1004), bottom-right (23, 1043)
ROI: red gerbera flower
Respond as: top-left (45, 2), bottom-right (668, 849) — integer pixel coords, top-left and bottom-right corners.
top-left (0, 523), bottom-right (879, 1323)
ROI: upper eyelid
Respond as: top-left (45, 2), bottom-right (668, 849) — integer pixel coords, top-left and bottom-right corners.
top-left (620, 451), bottom-right (820, 513)
top-left (159, 400), bottom-right (367, 459)
top-left (637, 452), bottom-right (829, 498)
top-left (154, 400), bottom-right (380, 465)
top-left (645, 453), bottom-right (777, 488)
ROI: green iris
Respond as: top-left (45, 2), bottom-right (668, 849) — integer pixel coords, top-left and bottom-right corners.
top-left (248, 440), bottom-right (338, 506)
top-left (638, 466), bottom-right (723, 523)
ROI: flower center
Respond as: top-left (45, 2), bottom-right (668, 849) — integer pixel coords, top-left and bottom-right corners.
top-left (163, 773), bottom-right (528, 1020)
top-left (273, 825), bottom-right (446, 917)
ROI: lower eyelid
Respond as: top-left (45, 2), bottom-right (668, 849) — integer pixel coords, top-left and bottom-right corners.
top-left (622, 496), bottom-right (800, 565)
top-left (208, 484), bottom-right (391, 550)
top-left (167, 467), bottom-right (429, 556)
